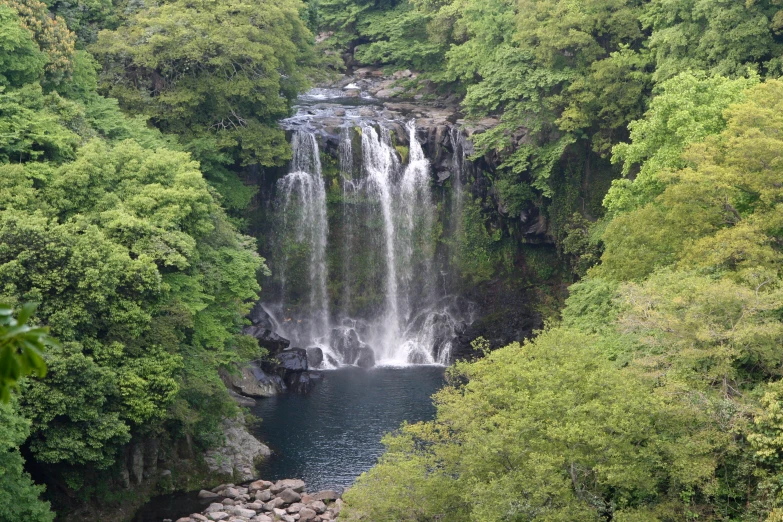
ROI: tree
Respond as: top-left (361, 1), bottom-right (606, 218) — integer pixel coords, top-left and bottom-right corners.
top-left (0, 302), bottom-right (56, 402)
top-left (344, 329), bottom-right (719, 521)
top-left (642, 0), bottom-right (783, 82)
top-left (605, 72), bottom-right (758, 216)
top-left (0, 400), bottom-right (54, 522)
top-left (93, 0), bottom-right (314, 172)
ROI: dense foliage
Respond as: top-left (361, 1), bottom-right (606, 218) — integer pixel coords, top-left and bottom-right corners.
top-left (3, 0), bottom-right (783, 519)
top-left (343, 73), bottom-right (783, 522)
top-left (0, 0), bottom-right (293, 514)
top-left (318, 1), bottom-right (783, 520)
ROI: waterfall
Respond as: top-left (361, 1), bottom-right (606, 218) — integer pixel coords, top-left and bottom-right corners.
top-left (361, 125), bottom-right (402, 361)
top-left (267, 112), bottom-right (474, 368)
top-left (276, 131), bottom-right (330, 344)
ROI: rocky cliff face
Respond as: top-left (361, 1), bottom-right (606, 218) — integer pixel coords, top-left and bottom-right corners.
top-left (241, 70), bottom-right (549, 371)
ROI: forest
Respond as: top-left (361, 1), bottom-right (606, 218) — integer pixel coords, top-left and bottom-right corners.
top-left (1, 0), bottom-right (783, 520)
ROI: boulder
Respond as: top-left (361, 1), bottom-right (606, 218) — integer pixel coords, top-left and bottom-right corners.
top-left (227, 389), bottom-right (256, 407)
top-left (204, 418), bottom-right (271, 481)
top-left (353, 67), bottom-right (376, 77)
top-left (306, 347), bottom-right (323, 368)
top-left (298, 508), bottom-right (317, 521)
top-left (329, 328), bottom-right (375, 368)
top-left (309, 501), bottom-right (326, 514)
top-left (176, 518), bottom-right (193, 522)
top-left (207, 513), bottom-right (229, 521)
top-left (277, 488), bottom-right (302, 505)
top-left (205, 503), bottom-right (226, 513)
top-left (313, 490), bottom-right (339, 502)
top-left (274, 349), bottom-right (308, 373)
top-left (286, 502), bottom-right (304, 513)
top-left (273, 508), bottom-right (287, 517)
top-left (266, 497), bottom-right (285, 510)
top-left (222, 363), bottom-right (282, 398)
top-left (222, 499), bottom-right (235, 506)
top-left (192, 515), bottom-right (209, 522)
top-left (199, 490), bottom-right (220, 500)
top-left (233, 508), bottom-right (256, 518)
top-left (243, 325), bottom-right (290, 353)
top-left (285, 371), bottom-right (318, 394)
top-left (246, 502), bottom-right (263, 510)
top-left (300, 494), bottom-right (315, 504)
top-left (255, 490), bottom-right (272, 502)
top-left (254, 516), bottom-right (273, 522)
top-left (224, 487), bottom-right (240, 498)
top-left (376, 88), bottom-right (403, 98)
top-left (249, 479), bottom-right (272, 492)
top-left (271, 479), bottom-right (306, 494)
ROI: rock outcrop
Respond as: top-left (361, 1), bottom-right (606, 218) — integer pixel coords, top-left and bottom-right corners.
top-left (204, 418), bottom-right (271, 482)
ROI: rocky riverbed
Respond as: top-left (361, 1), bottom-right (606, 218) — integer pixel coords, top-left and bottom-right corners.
top-left (168, 479), bottom-right (342, 522)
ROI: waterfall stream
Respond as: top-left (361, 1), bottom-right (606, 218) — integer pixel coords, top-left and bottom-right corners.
top-left (263, 90), bottom-right (474, 368)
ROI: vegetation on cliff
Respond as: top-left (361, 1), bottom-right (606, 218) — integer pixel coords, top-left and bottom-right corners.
top-left (1, 0), bottom-right (783, 519)
top-left (342, 75), bottom-right (783, 522)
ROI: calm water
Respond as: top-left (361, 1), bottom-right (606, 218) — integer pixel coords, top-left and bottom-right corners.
top-left (252, 366), bottom-right (445, 490)
top-left (133, 366), bottom-right (445, 521)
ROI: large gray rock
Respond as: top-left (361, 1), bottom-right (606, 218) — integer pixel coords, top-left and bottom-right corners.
top-left (306, 347), bottom-right (323, 368)
top-left (255, 490), bottom-right (272, 502)
top-left (243, 325), bottom-right (290, 353)
top-left (249, 479), bottom-right (272, 492)
top-left (205, 503), bottom-right (226, 513)
top-left (207, 512), bottom-right (229, 521)
top-left (275, 349), bottom-right (308, 372)
top-left (298, 507), bottom-right (317, 521)
top-left (329, 328), bottom-right (375, 368)
top-left (199, 490), bottom-right (220, 500)
top-left (233, 508), bottom-right (256, 518)
top-left (313, 490), bottom-right (339, 502)
top-left (286, 502), bottom-right (304, 513)
top-left (204, 417), bottom-right (271, 481)
top-left (222, 363), bottom-right (283, 398)
top-left (270, 479), bottom-right (305, 494)
top-left (285, 371), bottom-right (321, 394)
top-left (277, 488), bottom-right (302, 505)
top-left (265, 497), bottom-right (285, 510)
top-left (309, 500), bottom-right (327, 514)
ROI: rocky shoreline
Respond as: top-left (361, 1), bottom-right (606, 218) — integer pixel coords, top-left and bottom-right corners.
top-left (168, 479), bottom-right (342, 522)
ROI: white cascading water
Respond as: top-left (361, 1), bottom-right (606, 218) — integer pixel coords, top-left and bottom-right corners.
top-left (361, 125), bottom-right (402, 362)
top-left (268, 116), bottom-right (473, 368)
top-left (276, 131), bottom-right (331, 344)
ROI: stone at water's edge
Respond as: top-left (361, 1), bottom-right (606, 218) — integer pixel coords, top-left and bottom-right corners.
top-left (273, 349), bottom-right (309, 373)
top-left (177, 480), bottom-right (343, 522)
top-left (204, 418), bottom-right (271, 482)
top-left (221, 364), bottom-right (281, 398)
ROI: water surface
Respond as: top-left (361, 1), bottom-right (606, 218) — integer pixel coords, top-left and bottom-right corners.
top-left (132, 366), bottom-right (445, 521)
top-left (252, 366), bottom-right (445, 491)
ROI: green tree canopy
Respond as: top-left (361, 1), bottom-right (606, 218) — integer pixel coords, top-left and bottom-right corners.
top-left (94, 0), bottom-right (314, 171)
